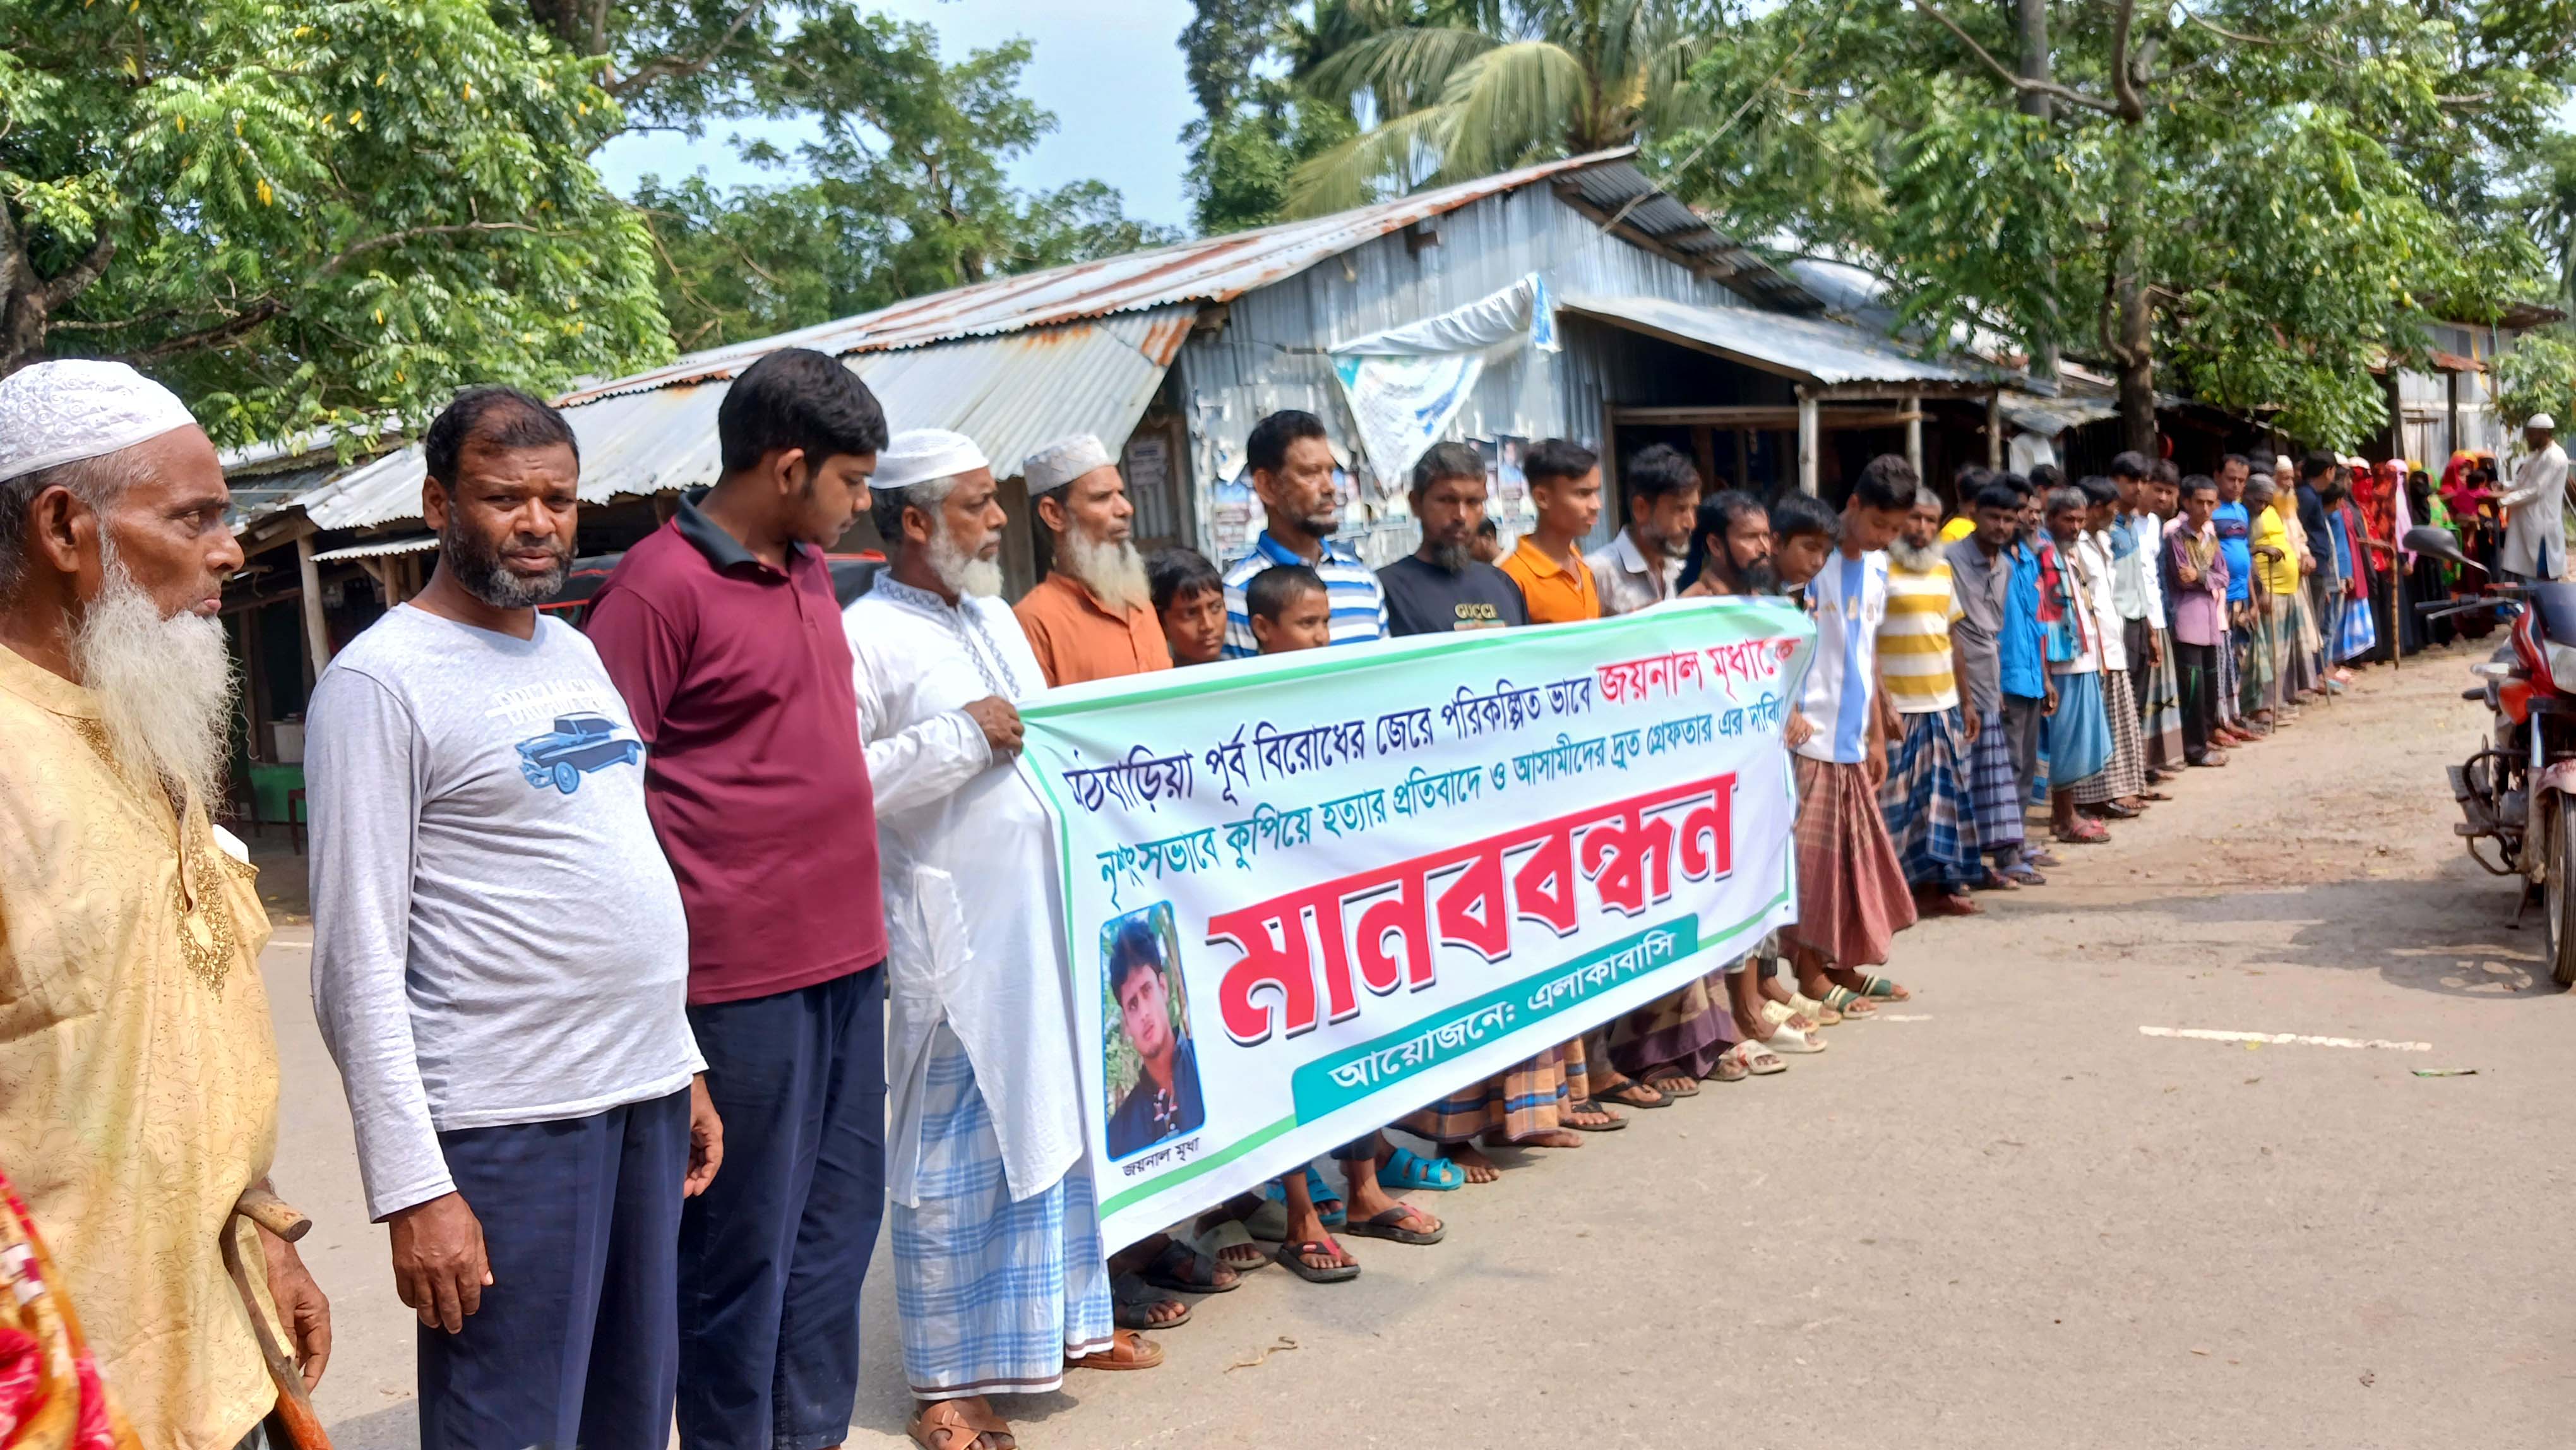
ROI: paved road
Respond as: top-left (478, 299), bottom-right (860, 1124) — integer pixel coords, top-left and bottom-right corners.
top-left (264, 645), bottom-right (2574, 1448)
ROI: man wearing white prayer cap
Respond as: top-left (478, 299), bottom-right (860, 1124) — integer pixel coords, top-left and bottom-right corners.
top-left (1011, 432), bottom-right (1172, 687)
top-left (0, 359), bottom-right (332, 1446)
top-left (844, 427), bottom-right (1159, 1450)
top-left (2501, 410), bottom-right (2568, 582)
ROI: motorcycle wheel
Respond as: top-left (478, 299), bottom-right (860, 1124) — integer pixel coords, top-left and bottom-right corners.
top-left (2555, 796), bottom-right (2576, 988)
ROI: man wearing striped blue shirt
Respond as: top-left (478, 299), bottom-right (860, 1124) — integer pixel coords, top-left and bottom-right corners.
top-left (1220, 410), bottom-right (1387, 658)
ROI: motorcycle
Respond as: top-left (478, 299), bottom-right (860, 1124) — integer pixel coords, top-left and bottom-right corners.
top-left (2418, 524), bottom-right (2576, 985)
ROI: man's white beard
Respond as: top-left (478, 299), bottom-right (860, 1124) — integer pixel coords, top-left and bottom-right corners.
top-left (1061, 527), bottom-right (1150, 613)
top-left (71, 551), bottom-right (234, 807)
top-left (926, 519), bottom-right (1005, 600)
top-left (1888, 537), bottom-right (1941, 571)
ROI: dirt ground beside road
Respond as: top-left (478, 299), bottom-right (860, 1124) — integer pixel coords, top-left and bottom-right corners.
top-left (265, 641), bottom-right (2575, 1448)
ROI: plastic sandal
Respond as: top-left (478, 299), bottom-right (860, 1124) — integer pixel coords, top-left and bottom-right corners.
top-left (1376, 1146), bottom-right (1464, 1192)
top-left (1274, 1238), bottom-right (1361, 1283)
top-left (910, 1397), bottom-right (1015, 1450)
top-left (1816, 985), bottom-right (1878, 1017)
top-left (1597, 1078), bottom-right (1671, 1109)
top-left (1067, 1327), bottom-right (1164, 1371)
top-left (1859, 974), bottom-right (1911, 1001)
top-left (1195, 1218), bottom-right (1263, 1268)
top-left (1111, 1271), bottom-right (1188, 1331)
top-left (1262, 1171), bottom-right (1345, 1228)
top-left (1726, 1040), bottom-right (1787, 1076)
top-left (1142, 1237), bottom-right (1239, 1293)
top-left (1342, 1204), bottom-right (1445, 1245)
top-left (1560, 1099), bottom-right (1629, 1131)
top-left (1760, 1022), bottom-right (1827, 1053)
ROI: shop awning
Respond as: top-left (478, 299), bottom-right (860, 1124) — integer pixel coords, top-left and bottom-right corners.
top-left (1556, 292), bottom-right (2001, 394)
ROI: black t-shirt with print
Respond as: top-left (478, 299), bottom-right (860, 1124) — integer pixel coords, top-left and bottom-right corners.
top-left (1376, 555), bottom-right (1531, 637)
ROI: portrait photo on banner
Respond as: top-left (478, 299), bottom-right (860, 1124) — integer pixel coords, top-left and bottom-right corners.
top-left (1102, 903), bottom-right (1207, 1161)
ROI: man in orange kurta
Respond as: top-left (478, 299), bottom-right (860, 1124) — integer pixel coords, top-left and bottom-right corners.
top-left (1012, 434), bottom-right (1173, 687)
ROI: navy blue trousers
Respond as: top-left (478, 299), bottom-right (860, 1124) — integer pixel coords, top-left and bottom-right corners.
top-left (418, 1087), bottom-right (689, 1450)
top-left (677, 968), bottom-right (887, 1450)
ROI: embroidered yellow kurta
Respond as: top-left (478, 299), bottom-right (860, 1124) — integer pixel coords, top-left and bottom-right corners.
top-left (0, 644), bottom-right (280, 1449)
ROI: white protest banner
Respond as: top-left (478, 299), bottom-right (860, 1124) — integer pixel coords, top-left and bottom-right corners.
top-left (1015, 597), bottom-right (1816, 1249)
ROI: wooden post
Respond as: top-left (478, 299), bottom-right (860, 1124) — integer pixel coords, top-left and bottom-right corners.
top-left (1986, 392), bottom-right (2004, 470)
top-left (1904, 391), bottom-right (1923, 477)
top-left (1797, 392), bottom-right (1819, 496)
top-left (294, 534), bottom-right (331, 678)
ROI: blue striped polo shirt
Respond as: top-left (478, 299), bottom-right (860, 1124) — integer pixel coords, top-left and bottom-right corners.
top-left (1220, 530), bottom-right (1388, 659)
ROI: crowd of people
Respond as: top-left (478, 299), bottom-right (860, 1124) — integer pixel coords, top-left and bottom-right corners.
top-left (0, 348), bottom-right (2556, 1450)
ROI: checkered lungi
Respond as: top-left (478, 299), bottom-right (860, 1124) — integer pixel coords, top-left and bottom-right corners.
top-left (2075, 666), bottom-right (2147, 804)
top-left (895, 1026), bottom-right (1113, 1401)
top-left (1878, 707), bottom-right (1978, 892)
top-left (1967, 705), bottom-right (2027, 858)
top-left (2217, 616), bottom-right (2244, 725)
top-left (2137, 627), bottom-right (2185, 770)
top-left (1788, 755), bottom-right (1917, 968)
top-left (1401, 1046), bottom-right (1578, 1144)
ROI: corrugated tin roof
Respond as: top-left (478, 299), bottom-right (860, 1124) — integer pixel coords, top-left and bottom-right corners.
top-left (298, 307), bottom-right (1193, 531)
top-left (1557, 292), bottom-right (1998, 389)
top-left (1999, 390), bottom-right (2117, 434)
top-left (559, 150), bottom-right (1806, 404)
top-left (1550, 167), bottom-right (1815, 313)
top-left (311, 534), bottom-right (439, 561)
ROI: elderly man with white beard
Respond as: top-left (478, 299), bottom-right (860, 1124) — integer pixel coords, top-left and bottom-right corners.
top-left (845, 428), bottom-right (1159, 1450)
top-left (1012, 433), bottom-right (1171, 686)
top-left (0, 359), bottom-right (331, 1446)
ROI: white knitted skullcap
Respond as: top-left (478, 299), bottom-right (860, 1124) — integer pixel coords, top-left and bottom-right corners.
top-left (0, 359), bottom-right (199, 484)
top-left (873, 427), bottom-right (990, 489)
top-left (1022, 433), bottom-right (1114, 494)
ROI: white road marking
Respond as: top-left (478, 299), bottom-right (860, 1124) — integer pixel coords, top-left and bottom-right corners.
top-left (1876, 1013), bottom-right (1933, 1021)
top-left (2138, 1026), bottom-right (2431, 1052)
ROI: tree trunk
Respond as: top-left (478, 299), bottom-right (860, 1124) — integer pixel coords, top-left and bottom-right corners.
top-left (2011, 0), bottom-right (2060, 383)
top-left (2114, 272), bottom-right (2156, 455)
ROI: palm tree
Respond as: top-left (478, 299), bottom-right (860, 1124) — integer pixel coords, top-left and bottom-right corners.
top-left (1286, 0), bottom-right (1715, 216)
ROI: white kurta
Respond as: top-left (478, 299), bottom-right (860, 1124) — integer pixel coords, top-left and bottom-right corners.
top-left (846, 577), bottom-right (1083, 1209)
top-left (2501, 440), bottom-right (2570, 578)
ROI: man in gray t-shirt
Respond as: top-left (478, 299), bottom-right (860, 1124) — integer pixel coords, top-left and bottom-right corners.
top-left (308, 389), bottom-right (715, 1447)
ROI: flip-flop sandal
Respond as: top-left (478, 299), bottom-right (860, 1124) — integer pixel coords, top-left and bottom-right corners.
top-left (1645, 1072), bottom-right (1702, 1098)
top-left (1142, 1238), bottom-right (1239, 1294)
top-left (1722, 1040), bottom-right (1787, 1076)
top-left (1067, 1327), bottom-right (1164, 1371)
top-left (1111, 1271), bottom-right (1189, 1331)
top-left (1817, 985), bottom-right (1878, 1017)
top-left (1342, 1205), bottom-right (1446, 1245)
top-left (1273, 1238), bottom-right (1361, 1283)
top-left (1598, 1079), bottom-right (1671, 1109)
top-left (910, 1397), bottom-right (1015, 1450)
top-left (2002, 863), bottom-right (2048, 885)
top-left (1859, 974), bottom-right (1911, 1002)
top-left (1195, 1218), bottom-right (1263, 1269)
top-left (1561, 1099), bottom-right (1630, 1131)
top-left (1376, 1146), bottom-right (1464, 1192)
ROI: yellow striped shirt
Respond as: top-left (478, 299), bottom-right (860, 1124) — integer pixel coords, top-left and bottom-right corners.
top-left (1878, 552), bottom-right (1963, 713)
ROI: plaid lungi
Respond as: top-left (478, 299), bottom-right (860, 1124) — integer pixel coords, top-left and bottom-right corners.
top-left (1400, 1046), bottom-right (1576, 1144)
top-left (2217, 618), bottom-right (2243, 724)
top-left (2282, 593), bottom-right (2320, 695)
top-left (2075, 665), bottom-right (2147, 803)
top-left (1967, 705), bottom-right (2026, 856)
top-left (1609, 971), bottom-right (1740, 1081)
top-left (1787, 755), bottom-right (1917, 968)
top-left (1878, 707), bottom-right (1978, 890)
top-left (2337, 588), bottom-right (2378, 661)
top-left (2239, 596), bottom-right (2282, 715)
top-left (895, 1026), bottom-right (1113, 1400)
top-left (2138, 627), bottom-right (2185, 770)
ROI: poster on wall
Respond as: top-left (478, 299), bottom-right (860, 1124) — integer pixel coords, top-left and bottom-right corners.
top-left (1015, 597), bottom-right (1817, 1249)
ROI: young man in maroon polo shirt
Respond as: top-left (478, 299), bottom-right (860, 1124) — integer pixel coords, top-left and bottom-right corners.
top-left (586, 347), bottom-right (887, 1450)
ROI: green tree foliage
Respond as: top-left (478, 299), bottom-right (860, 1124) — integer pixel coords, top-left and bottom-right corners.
top-left (0, 0), bottom-right (671, 446)
top-left (633, 15), bottom-right (1179, 351)
top-left (2495, 327), bottom-right (2576, 429)
top-left (1180, 0), bottom-right (1357, 234)
top-left (1671, 1), bottom-right (2569, 450)
top-left (1285, 0), bottom-right (1715, 216)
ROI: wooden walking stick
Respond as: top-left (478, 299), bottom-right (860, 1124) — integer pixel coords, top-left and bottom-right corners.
top-left (219, 1186), bottom-right (334, 1450)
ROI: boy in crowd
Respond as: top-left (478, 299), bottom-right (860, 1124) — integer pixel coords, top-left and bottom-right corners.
top-left (1947, 480), bottom-right (2039, 889)
top-left (2070, 476), bottom-right (2148, 823)
top-left (1498, 439), bottom-right (1606, 624)
top-left (1245, 564), bottom-right (1333, 654)
top-left (1148, 548), bottom-right (1227, 667)
top-left (1782, 458), bottom-right (1919, 1020)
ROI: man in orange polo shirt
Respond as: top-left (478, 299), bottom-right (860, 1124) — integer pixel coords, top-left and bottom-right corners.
top-left (1013, 433), bottom-right (1173, 687)
top-left (1490, 437), bottom-right (1666, 1113)
top-left (1498, 438), bottom-right (1606, 623)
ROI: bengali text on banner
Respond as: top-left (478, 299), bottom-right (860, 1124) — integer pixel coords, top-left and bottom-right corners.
top-left (1014, 596), bottom-right (1817, 1249)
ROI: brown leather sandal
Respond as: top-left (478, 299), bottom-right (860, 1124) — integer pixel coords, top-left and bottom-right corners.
top-left (1067, 1326), bottom-right (1164, 1372)
top-left (910, 1396), bottom-right (1015, 1450)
